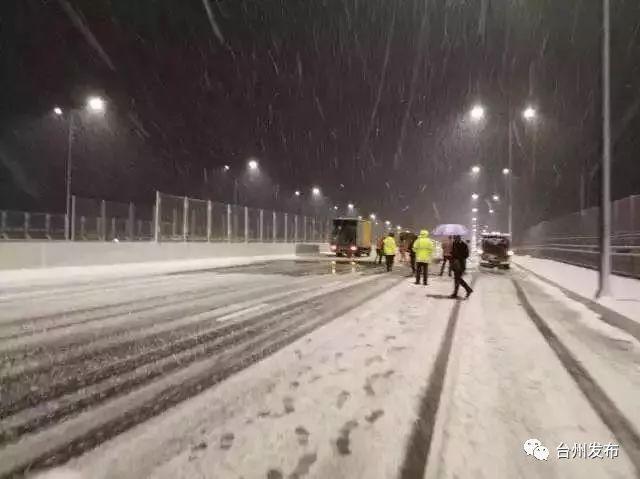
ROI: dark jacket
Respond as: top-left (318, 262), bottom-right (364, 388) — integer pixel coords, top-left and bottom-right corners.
top-left (451, 239), bottom-right (469, 272)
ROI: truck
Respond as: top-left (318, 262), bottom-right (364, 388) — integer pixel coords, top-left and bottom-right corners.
top-left (329, 218), bottom-right (372, 257)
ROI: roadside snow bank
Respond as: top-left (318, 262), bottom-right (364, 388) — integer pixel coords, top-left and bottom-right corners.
top-left (513, 255), bottom-right (640, 321)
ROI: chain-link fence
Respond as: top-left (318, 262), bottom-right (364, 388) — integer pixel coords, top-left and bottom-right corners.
top-left (153, 191), bottom-right (330, 243)
top-left (1, 191), bottom-right (333, 243)
top-left (518, 195), bottom-right (640, 277)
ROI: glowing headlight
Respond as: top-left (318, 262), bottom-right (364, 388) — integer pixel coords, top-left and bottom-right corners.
top-left (477, 249), bottom-right (483, 255)
top-left (508, 250), bottom-right (514, 256)
top-left (350, 245), bottom-right (357, 251)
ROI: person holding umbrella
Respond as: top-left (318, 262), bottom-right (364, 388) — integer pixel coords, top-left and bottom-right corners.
top-left (450, 235), bottom-right (473, 298)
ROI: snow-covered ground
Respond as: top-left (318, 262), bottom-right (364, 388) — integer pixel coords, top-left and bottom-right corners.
top-left (513, 255), bottom-right (640, 321)
top-left (0, 255), bottom-right (295, 290)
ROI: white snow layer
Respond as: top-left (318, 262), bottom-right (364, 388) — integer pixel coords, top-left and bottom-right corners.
top-left (513, 255), bottom-right (640, 321)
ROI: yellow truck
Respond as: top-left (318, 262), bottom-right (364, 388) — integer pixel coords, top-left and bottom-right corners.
top-left (330, 218), bottom-right (372, 257)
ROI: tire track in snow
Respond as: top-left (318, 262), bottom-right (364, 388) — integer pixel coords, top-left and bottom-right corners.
top-left (512, 278), bottom-right (640, 475)
top-left (0, 275), bottom-right (401, 478)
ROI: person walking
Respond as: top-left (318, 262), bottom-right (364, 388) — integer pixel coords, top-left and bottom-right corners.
top-left (407, 231), bottom-right (418, 274)
top-left (440, 235), bottom-right (453, 276)
top-left (382, 232), bottom-right (397, 272)
top-left (449, 235), bottom-right (473, 298)
top-left (375, 236), bottom-right (385, 264)
top-left (412, 229), bottom-right (434, 285)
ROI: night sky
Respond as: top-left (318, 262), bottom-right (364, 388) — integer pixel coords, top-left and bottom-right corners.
top-left (1, 0), bottom-right (639, 234)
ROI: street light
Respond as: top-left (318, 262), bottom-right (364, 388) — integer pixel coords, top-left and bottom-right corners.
top-left (522, 106), bottom-right (537, 121)
top-left (333, 205), bottom-right (339, 210)
top-left (312, 186), bottom-right (321, 196)
top-left (502, 168), bottom-right (510, 175)
top-left (396, 225), bottom-right (402, 230)
top-left (369, 214), bottom-right (376, 220)
top-left (471, 165), bottom-right (481, 174)
top-left (471, 193), bottom-right (479, 200)
top-left (86, 96), bottom-right (106, 113)
top-left (492, 194), bottom-right (500, 201)
top-left (472, 217), bottom-right (477, 221)
top-left (294, 190), bottom-right (301, 197)
top-left (385, 220), bottom-right (391, 226)
top-left (470, 105), bottom-right (485, 121)
top-left (248, 159), bottom-right (259, 170)
top-left (56, 96), bottom-right (107, 241)
top-left (472, 208), bottom-right (478, 213)
top-left (489, 209), bottom-right (494, 214)
top-left (348, 203), bottom-right (354, 210)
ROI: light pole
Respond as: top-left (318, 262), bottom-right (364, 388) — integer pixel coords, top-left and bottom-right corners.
top-left (598, 0), bottom-right (612, 297)
top-left (55, 96), bottom-right (106, 240)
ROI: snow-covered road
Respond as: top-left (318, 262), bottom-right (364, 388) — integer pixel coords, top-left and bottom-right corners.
top-left (1, 258), bottom-right (638, 478)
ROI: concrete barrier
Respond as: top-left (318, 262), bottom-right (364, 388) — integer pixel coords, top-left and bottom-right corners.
top-left (0, 242), bottom-right (325, 271)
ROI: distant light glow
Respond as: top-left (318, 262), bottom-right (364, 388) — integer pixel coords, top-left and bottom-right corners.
top-left (369, 214), bottom-right (376, 220)
top-left (472, 217), bottom-right (477, 221)
top-left (492, 194), bottom-right (500, 201)
top-left (470, 105), bottom-right (485, 121)
top-left (502, 168), bottom-right (510, 175)
top-left (489, 209), bottom-right (494, 214)
top-left (347, 203), bottom-right (354, 209)
top-left (472, 208), bottom-right (478, 213)
top-left (294, 190), bottom-right (301, 196)
top-left (248, 159), bottom-right (258, 170)
top-left (223, 165), bottom-right (230, 171)
top-left (523, 106), bottom-right (537, 121)
top-left (385, 220), bottom-right (391, 226)
top-left (53, 107), bottom-right (63, 116)
top-left (396, 225), bottom-right (402, 230)
top-left (471, 165), bottom-right (481, 174)
top-left (312, 186), bottom-right (321, 196)
top-left (86, 96), bottom-right (105, 113)
top-left (333, 205), bottom-right (339, 210)
top-left (471, 193), bottom-right (479, 200)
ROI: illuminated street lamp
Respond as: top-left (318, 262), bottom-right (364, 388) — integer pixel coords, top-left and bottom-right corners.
top-left (472, 217), bottom-right (477, 221)
top-left (55, 96), bottom-right (107, 241)
top-left (223, 165), bottom-right (230, 171)
top-left (471, 165), bottom-right (481, 174)
top-left (502, 168), bottom-right (510, 175)
top-left (471, 193), bottom-right (479, 200)
top-left (489, 209), bottom-right (494, 214)
top-left (385, 220), bottom-right (391, 226)
top-left (347, 203), bottom-right (354, 210)
top-left (333, 205), bottom-right (339, 210)
top-left (492, 194), bottom-right (500, 201)
top-left (312, 186), bottom-right (321, 196)
top-left (396, 225), bottom-right (402, 231)
top-left (294, 190), bottom-right (301, 197)
top-left (470, 105), bottom-right (485, 121)
top-left (472, 207), bottom-right (478, 213)
top-left (86, 96), bottom-right (106, 113)
top-left (369, 214), bottom-right (376, 220)
top-left (248, 159), bottom-right (259, 170)
top-left (522, 106), bottom-right (537, 121)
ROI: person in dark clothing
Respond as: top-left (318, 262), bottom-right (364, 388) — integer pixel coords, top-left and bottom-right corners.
top-left (375, 236), bottom-right (385, 264)
top-left (449, 235), bottom-right (473, 298)
top-left (440, 236), bottom-right (453, 276)
top-left (407, 232), bottom-right (418, 274)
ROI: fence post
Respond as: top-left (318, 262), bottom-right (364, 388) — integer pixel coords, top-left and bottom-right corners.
top-left (128, 202), bottom-right (135, 241)
top-left (1, 211), bottom-right (6, 239)
top-left (100, 200), bottom-right (106, 241)
top-left (244, 206), bottom-right (249, 243)
top-left (24, 212), bottom-right (30, 239)
top-left (259, 209), bottom-right (264, 242)
top-left (45, 214), bottom-right (51, 240)
top-left (226, 204), bottom-right (232, 242)
top-left (182, 196), bottom-right (189, 241)
top-left (284, 213), bottom-right (288, 242)
top-left (303, 216), bottom-right (307, 242)
top-left (294, 215), bottom-right (298, 243)
top-left (206, 200), bottom-right (212, 242)
top-left (272, 211), bottom-right (277, 243)
top-left (70, 195), bottom-right (77, 241)
top-left (154, 190), bottom-right (161, 242)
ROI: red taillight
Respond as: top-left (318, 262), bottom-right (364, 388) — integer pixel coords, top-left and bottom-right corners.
top-left (350, 245), bottom-right (357, 251)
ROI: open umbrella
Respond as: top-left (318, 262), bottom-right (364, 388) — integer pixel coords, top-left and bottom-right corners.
top-left (432, 223), bottom-right (469, 237)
